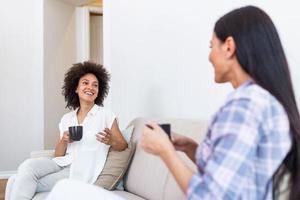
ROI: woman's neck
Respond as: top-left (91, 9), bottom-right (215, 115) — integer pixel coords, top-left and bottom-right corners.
top-left (76, 102), bottom-right (94, 125)
top-left (78, 102), bottom-right (94, 116)
top-left (230, 62), bottom-right (252, 89)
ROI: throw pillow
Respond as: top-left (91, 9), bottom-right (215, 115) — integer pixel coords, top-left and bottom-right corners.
top-left (122, 125), bottom-right (134, 143)
top-left (94, 125), bottom-right (135, 190)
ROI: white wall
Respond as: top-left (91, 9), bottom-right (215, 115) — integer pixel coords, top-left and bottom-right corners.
top-left (2, 0), bottom-right (300, 172)
top-left (0, 0), bottom-right (44, 171)
top-left (0, 0), bottom-right (78, 172)
top-left (105, 0), bottom-right (300, 129)
top-left (44, 0), bottom-right (77, 149)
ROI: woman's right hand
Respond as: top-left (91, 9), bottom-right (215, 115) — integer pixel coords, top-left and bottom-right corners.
top-left (55, 131), bottom-right (72, 157)
top-left (61, 131), bottom-right (73, 144)
top-left (172, 133), bottom-right (198, 163)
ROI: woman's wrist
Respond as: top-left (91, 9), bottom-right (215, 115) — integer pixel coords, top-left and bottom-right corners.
top-left (60, 138), bottom-right (68, 146)
top-left (160, 141), bottom-right (176, 161)
top-left (111, 137), bottom-right (127, 151)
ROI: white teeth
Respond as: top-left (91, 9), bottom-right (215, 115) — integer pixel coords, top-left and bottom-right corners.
top-left (84, 91), bottom-right (93, 96)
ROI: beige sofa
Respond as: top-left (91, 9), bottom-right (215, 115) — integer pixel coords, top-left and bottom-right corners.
top-left (6, 118), bottom-right (209, 200)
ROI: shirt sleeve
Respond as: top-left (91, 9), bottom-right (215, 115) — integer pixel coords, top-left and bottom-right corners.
top-left (58, 115), bottom-right (68, 139)
top-left (187, 98), bottom-right (260, 200)
top-left (104, 109), bottom-right (117, 129)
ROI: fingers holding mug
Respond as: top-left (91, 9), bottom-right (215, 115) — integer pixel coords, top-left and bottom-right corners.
top-left (62, 131), bottom-right (73, 143)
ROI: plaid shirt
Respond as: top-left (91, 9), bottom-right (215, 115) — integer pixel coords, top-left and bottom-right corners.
top-left (187, 81), bottom-right (291, 200)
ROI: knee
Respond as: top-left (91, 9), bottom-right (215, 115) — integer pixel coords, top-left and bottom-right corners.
top-left (18, 158), bottom-right (48, 174)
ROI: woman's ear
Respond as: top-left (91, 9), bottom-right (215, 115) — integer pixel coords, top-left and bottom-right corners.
top-left (224, 36), bottom-right (236, 58)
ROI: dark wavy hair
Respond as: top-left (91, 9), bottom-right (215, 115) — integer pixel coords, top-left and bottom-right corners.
top-left (214, 6), bottom-right (300, 200)
top-left (62, 61), bottom-right (110, 110)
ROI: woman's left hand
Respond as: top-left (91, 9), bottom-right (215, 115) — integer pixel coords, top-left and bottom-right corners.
top-left (96, 128), bottom-right (113, 145)
top-left (140, 122), bottom-right (174, 156)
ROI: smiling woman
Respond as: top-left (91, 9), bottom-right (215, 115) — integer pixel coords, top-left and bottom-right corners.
top-left (75, 73), bottom-right (99, 106)
top-left (62, 62), bottom-right (110, 110)
top-left (140, 5), bottom-right (300, 200)
top-left (7, 61), bottom-right (128, 200)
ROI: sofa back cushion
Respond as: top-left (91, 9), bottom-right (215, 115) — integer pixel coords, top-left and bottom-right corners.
top-left (124, 118), bottom-right (208, 200)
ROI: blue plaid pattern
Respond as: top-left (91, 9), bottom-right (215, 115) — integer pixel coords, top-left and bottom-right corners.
top-left (187, 81), bottom-right (291, 200)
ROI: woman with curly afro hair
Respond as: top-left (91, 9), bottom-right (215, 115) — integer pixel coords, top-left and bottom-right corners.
top-left (9, 61), bottom-right (127, 199)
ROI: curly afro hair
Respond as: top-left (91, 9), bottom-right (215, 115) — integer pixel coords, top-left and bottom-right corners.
top-left (62, 61), bottom-right (110, 110)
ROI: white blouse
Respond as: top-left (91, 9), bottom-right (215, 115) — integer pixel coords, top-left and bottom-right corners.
top-left (52, 104), bottom-right (116, 184)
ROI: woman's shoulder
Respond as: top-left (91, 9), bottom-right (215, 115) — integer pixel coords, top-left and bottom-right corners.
top-left (93, 105), bottom-right (115, 116)
top-left (60, 109), bottom-right (76, 121)
top-left (230, 82), bottom-right (272, 104)
top-left (228, 82), bottom-right (286, 117)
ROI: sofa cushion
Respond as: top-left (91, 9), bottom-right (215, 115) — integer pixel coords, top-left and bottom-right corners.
top-left (123, 118), bottom-right (172, 200)
top-left (94, 126), bottom-right (136, 190)
top-left (113, 190), bottom-right (145, 200)
top-left (125, 145), bottom-right (169, 200)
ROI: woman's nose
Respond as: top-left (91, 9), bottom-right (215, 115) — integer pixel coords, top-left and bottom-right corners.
top-left (86, 84), bottom-right (93, 90)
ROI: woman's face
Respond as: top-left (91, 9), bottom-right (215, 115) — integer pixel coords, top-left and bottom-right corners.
top-left (76, 73), bottom-right (99, 104)
top-left (209, 33), bottom-right (232, 83)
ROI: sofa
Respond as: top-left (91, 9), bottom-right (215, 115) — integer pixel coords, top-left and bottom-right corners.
top-left (5, 117), bottom-right (209, 200)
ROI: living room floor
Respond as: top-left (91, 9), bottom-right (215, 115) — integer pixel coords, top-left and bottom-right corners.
top-left (0, 179), bottom-right (7, 200)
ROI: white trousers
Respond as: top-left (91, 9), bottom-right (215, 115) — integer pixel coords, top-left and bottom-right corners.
top-left (47, 179), bottom-right (124, 200)
top-left (9, 157), bottom-right (69, 200)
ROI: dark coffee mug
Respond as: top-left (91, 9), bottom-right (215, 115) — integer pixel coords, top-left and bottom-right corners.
top-left (159, 124), bottom-right (171, 139)
top-left (146, 123), bottom-right (171, 139)
top-left (68, 126), bottom-right (83, 141)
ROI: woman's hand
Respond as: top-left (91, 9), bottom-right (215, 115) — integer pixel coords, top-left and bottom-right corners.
top-left (61, 131), bottom-right (73, 144)
top-left (140, 122), bottom-right (175, 156)
top-left (96, 128), bottom-right (113, 145)
top-left (55, 131), bottom-right (72, 157)
top-left (141, 123), bottom-right (195, 194)
top-left (96, 119), bottom-right (128, 151)
top-left (172, 134), bottom-right (198, 163)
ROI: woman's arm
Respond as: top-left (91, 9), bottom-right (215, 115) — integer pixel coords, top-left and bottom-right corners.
top-left (109, 119), bottom-right (128, 151)
top-left (96, 119), bottom-right (128, 151)
top-left (54, 131), bottom-right (71, 157)
top-left (161, 144), bottom-right (194, 194)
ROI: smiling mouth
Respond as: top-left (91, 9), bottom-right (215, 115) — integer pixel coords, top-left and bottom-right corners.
top-left (84, 91), bottom-right (94, 96)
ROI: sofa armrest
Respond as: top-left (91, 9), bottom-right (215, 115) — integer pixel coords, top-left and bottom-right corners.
top-left (30, 150), bottom-right (55, 158)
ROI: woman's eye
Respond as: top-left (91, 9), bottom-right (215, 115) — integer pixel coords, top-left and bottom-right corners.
top-left (83, 82), bottom-right (88, 85)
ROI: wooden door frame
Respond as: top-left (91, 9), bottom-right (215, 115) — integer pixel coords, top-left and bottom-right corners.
top-left (75, 6), bottom-right (103, 62)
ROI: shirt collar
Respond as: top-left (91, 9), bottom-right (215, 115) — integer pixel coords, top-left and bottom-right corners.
top-left (71, 104), bottom-right (99, 117)
top-left (88, 104), bottom-right (99, 116)
top-left (223, 79), bottom-right (254, 105)
top-left (236, 79), bottom-right (254, 91)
